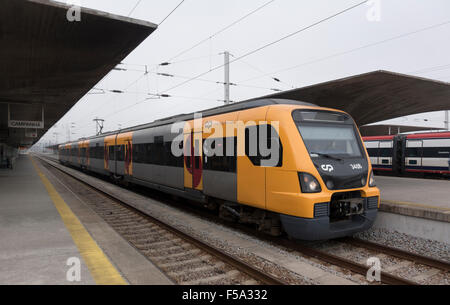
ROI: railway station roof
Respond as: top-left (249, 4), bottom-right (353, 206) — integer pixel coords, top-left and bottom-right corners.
top-left (0, 0), bottom-right (157, 148)
top-left (252, 70), bottom-right (450, 127)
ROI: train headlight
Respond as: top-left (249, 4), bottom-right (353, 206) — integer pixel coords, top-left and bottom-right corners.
top-left (298, 173), bottom-right (322, 193)
top-left (369, 171), bottom-right (376, 187)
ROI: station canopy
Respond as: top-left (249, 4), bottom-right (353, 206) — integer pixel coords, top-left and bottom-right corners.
top-left (252, 70), bottom-right (450, 127)
top-left (0, 0), bottom-right (157, 148)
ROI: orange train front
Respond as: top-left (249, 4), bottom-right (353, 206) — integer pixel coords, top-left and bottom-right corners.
top-left (58, 99), bottom-right (380, 241)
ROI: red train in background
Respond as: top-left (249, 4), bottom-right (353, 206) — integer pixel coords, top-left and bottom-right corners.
top-left (363, 132), bottom-right (450, 176)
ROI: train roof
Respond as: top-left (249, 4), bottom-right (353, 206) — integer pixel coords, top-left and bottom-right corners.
top-left (406, 131), bottom-right (450, 139)
top-left (61, 98), bottom-right (317, 144)
top-left (363, 135), bottom-right (395, 141)
top-left (363, 132), bottom-right (450, 141)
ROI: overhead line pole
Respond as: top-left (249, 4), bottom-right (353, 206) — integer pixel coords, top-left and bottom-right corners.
top-left (224, 51), bottom-right (230, 105)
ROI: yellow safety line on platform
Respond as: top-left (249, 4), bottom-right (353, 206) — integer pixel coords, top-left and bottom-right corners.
top-left (30, 157), bottom-right (127, 285)
top-left (382, 200), bottom-right (450, 212)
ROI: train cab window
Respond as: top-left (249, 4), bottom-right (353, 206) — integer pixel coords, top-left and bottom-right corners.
top-left (244, 125), bottom-right (282, 167)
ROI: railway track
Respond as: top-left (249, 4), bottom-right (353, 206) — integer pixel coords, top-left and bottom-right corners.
top-left (37, 155), bottom-right (449, 285)
top-left (37, 156), bottom-right (286, 285)
top-left (342, 237), bottom-right (450, 273)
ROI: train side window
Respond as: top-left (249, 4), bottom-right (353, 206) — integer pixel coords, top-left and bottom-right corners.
top-left (133, 144), bottom-right (139, 163)
top-left (186, 154), bottom-right (191, 169)
top-left (203, 137), bottom-right (237, 173)
top-left (366, 148), bottom-right (379, 157)
top-left (406, 148), bottom-right (419, 157)
top-left (245, 125), bottom-right (283, 167)
top-left (109, 146), bottom-right (115, 160)
top-left (99, 145), bottom-right (104, 159)
top-left (116, 145), bottom-right (125, 161)
top-left (165, 141), bottom-right (183, 167)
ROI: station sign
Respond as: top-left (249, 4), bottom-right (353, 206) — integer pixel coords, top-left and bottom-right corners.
top-left (7, 103), bottom-right (45, 129)
top-left (8, 120), bottom-right (44, 129)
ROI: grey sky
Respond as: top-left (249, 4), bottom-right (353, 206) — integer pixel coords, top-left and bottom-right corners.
top-left (40, 0), bottom-right (450, 145)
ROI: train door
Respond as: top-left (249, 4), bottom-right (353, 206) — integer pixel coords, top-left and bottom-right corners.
top-left (67, 144), bottom-right (71, 163)
top-left (184, 130), bottom-right (203, 191)
top-left (115, 132), bottom-right (133, 178)
top-left (236, 108), bottom-right (268, 210)
top-left (405, 139), bottom-right (423, 170)
top-left (80, 141), bottom-right (89, 168)
top-left (110, 145), bottom-right (117, 174)
top-left (104, 135), bottom-right (117, 175)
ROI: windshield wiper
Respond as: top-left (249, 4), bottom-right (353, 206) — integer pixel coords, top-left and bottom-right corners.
top-left (310, 152), bottom-right (343, 161)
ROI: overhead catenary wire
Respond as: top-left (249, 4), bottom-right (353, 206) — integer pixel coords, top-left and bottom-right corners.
top-left (75, 92), bottom-right (223, 134)
top-left (229, 52), bottom-right (295, 89)
top-left (238, 19), bottom-right (450, 84)
top-left (159, 0), bottom-right (369, 95)
top-left (165, 0), bottom-right (276, 63)
top-left (73, 0), bottom-right (278, 129)
top-left (128, 0), bottom-right (143, 17)
top-left (159, 0), bottom-right (186, 26)
top-left (77, 0), bottom-right (368, 126)
top-left (409, 63), bottom-right (450, 75)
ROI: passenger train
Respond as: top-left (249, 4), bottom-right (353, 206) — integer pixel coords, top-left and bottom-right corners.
top-left (363, 132), bottom-right (450, 176)
top-left (59, 99), bottom-right (380, 240)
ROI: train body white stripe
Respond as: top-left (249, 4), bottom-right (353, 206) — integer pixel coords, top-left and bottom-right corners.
top-left (421, 157), bottom-right (450, 168)
top-left (422, 138), bottom-right (450, 147)
top-left (379, 141), bottom-right (393, 148)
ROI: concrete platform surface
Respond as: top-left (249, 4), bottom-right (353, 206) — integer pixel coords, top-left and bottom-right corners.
top-left (375, 175), bottom-right (450, 223)
top-left (0, 156), bottom-right (94, 284)
top-left (376, 176), bottom-right (450, 210)
top-left (0, 156), bottom-right (171, 285)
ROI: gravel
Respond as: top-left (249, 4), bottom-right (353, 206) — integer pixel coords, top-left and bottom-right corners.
top-left (355, 228), bottom-right (450, 263)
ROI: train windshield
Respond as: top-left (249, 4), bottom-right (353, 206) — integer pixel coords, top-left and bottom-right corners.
top-left (293, 110), bottom-right (363, 158)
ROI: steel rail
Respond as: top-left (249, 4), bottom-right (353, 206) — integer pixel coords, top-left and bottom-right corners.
top-left (343, 237), bottom-right (450, 272)
top-left (36, 155), bottom-right (287, 286)
top-left (37, 154), bottom-right (424, 285)
top-left (272, 238), bottom-right (417, 285)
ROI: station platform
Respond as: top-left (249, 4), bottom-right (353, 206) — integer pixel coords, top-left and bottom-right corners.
top-left (376, 175), bottom-right (450, 223)
top-left (0, 156), bottom-right (171, 285)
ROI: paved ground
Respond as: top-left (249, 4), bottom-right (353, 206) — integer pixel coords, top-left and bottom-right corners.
top-left (376, 175), bottom-right (450, 210)
top-left (0, 156), bottom-right (95, 284)
top-left (0, 156), bottom-right (171, 285)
